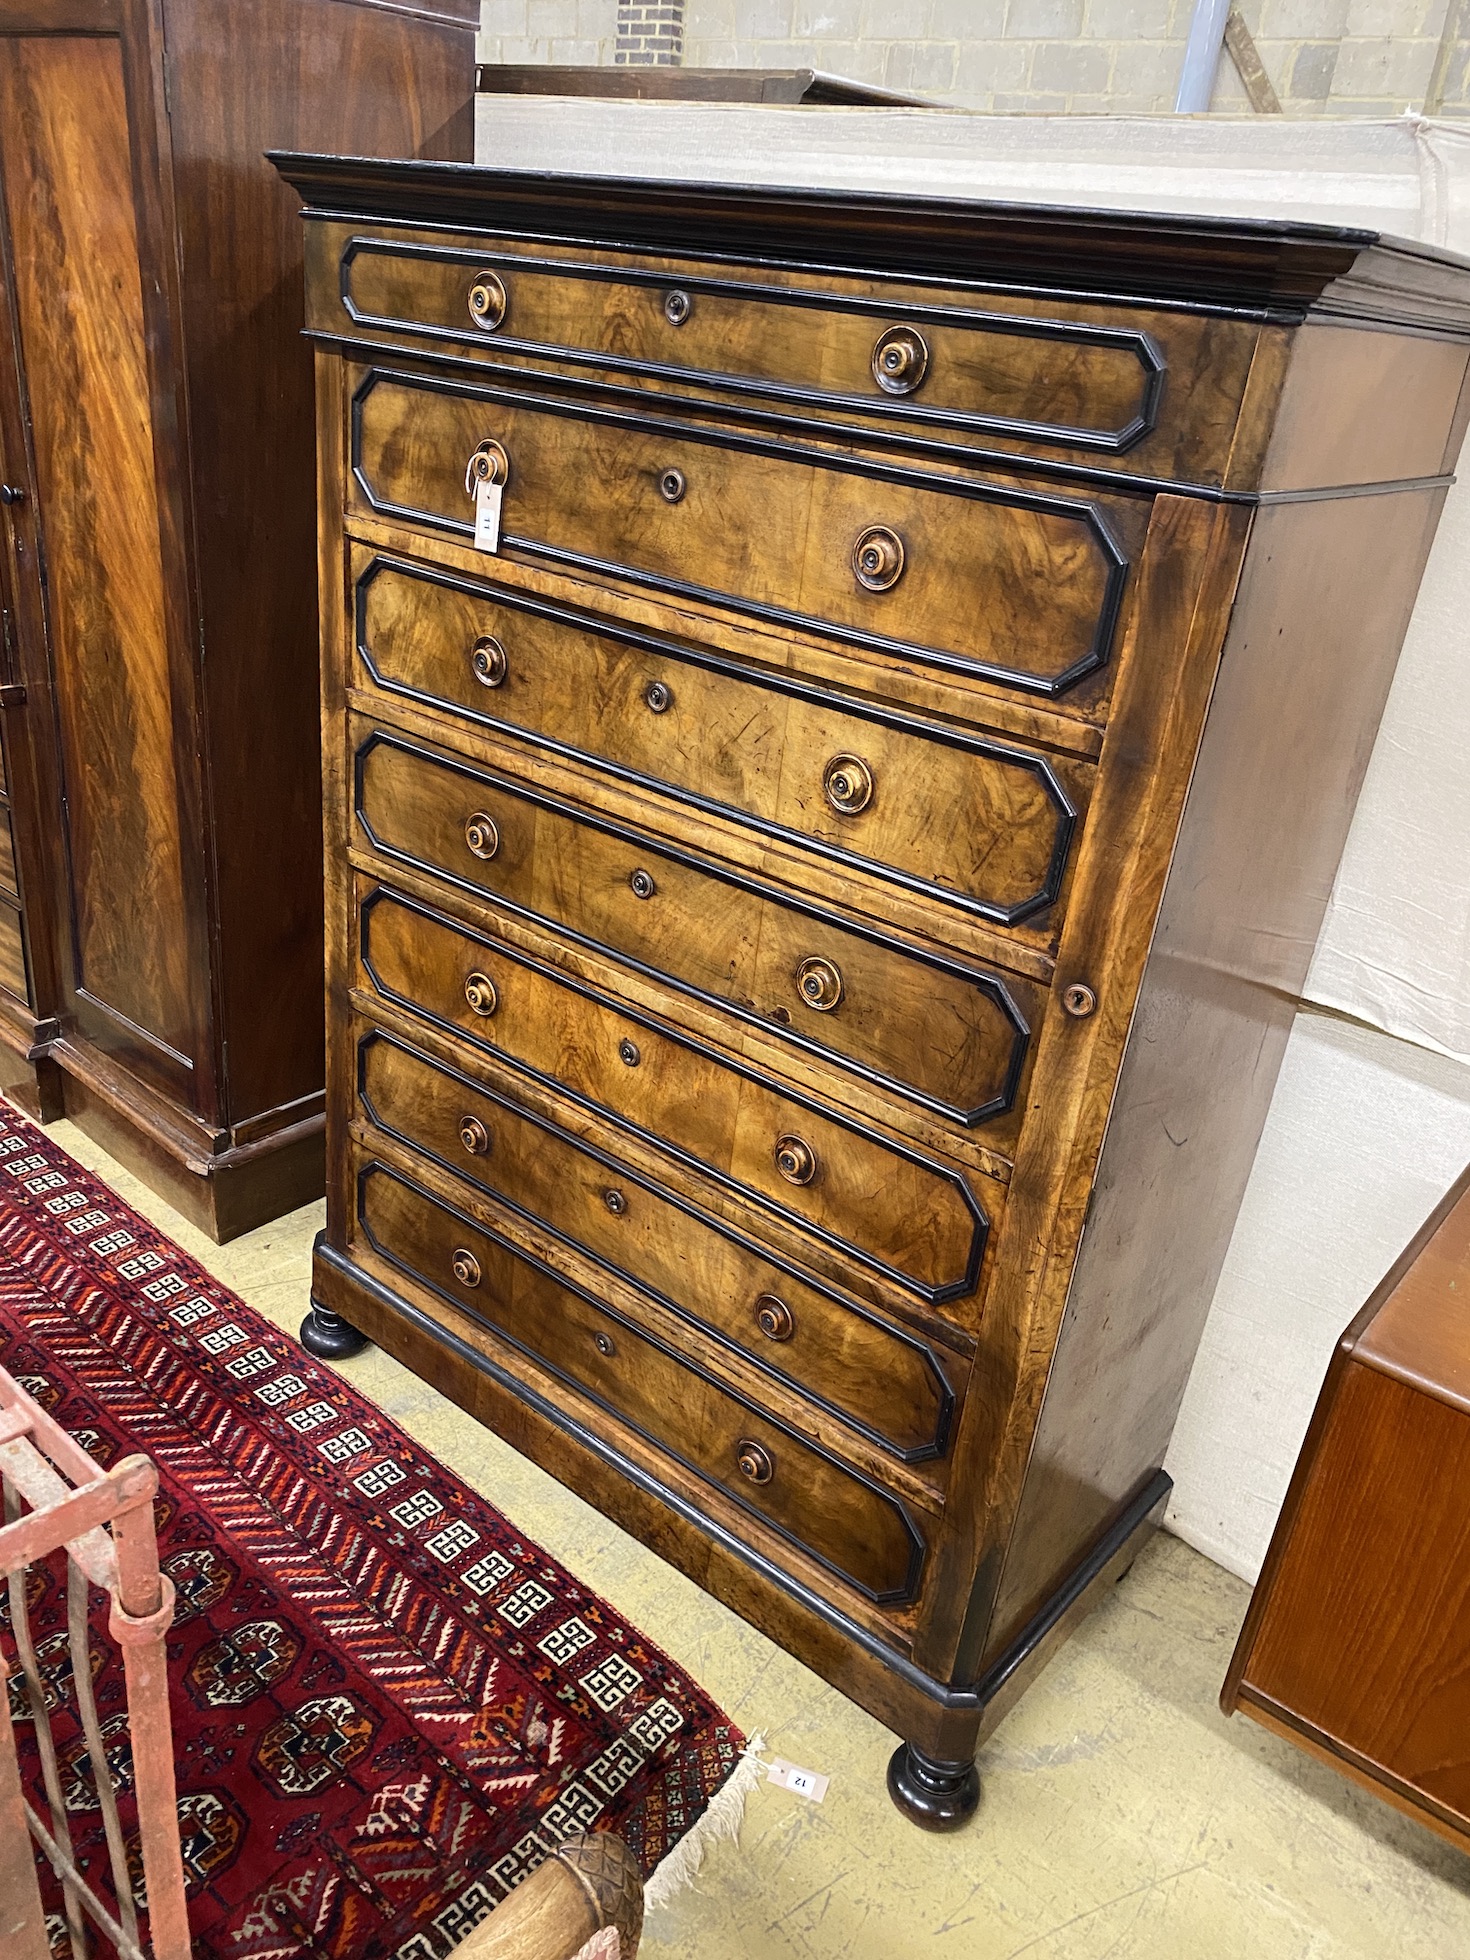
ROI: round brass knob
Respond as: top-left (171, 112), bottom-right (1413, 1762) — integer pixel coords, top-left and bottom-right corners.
top-left (644, 679), bottom-right (672, 714)
top-left (629, 868), bottom-right (656, 900)
top-left (471, 635), bottom-right (507, 688)
top-left (658, 467), bottom-right (686, 504)
top-left (795, 955), bottom-right (843, 1013)
top-left (458, 1115), bottom-right (490, 1157)
top-left (872, 325), bottom-right (930, 395)
top-left (736, 1439), bottom-right (774, 1485)
top-left (0, 484), bottom-right (25, 507)
top-left (1062, 982), bottom-right (1097, 1018)
top-left (822, 754), bottom-right (874, 817)
top-left (463, 970), bottom-right (498, 1017)
top-left (852, 525), bottom-right (905, 592)
top-left (755, 1294), bottom-right (795, 1342)
top-left (603, 1188), bottom-right (628, 1216)
top-left (464, 811), bottom-right (500, 861)
top-left (594, 1331), bottom-right (617, 1357)
top-left (451, 1247), bottom-right (481, 1288)
top-left (464, 438), bottom-right (509, 495)
top-left (664, 289), bottom-right (692, 326)
top-left (618, 1038), bottom-right (641, 1067)
top-left (467, 270), bottom-right (508, 332)
top-left (774, 1135), bottom-right (817, 1186)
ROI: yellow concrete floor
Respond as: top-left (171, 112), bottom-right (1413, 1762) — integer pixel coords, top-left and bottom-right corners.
top-left (46, 1119), bottom-right (1470, 1960)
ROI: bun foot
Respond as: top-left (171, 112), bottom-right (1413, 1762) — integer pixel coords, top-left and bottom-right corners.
top-left (887, 1742), bottom-right (980, 1831)
top-left (300, 1303), bottom-right (370, 1360)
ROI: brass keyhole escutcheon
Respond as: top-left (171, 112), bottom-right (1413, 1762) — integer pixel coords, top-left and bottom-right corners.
top-left (464, 812), bottom-right (500, 861)
top-left (644, 679), bottom-right (672, 714)
top-left (1063, 982), bottom-right (1098, 1018)
top-left (467, 269), bottom-right (508, 332)
top-left (852, 525), bottom-right (905, 592)
top-left (451, 1247), bottom-right (482, 1288)
top-left (822, 754), bottom-right (874, 817)
top-left (795, 955), bottom-right (843, 1013)
top-left (603, 1188), bottom-right (627, 1216)
top-left (658, 467), bottom-right (686, 504)
top-left (458, 1115), bottom-right (490, 1156)
top-left (664, 289), bottom-right (692, 325)
top-left (618, 1038), bottom-right (641, 1067)
top-left (464, 438), bottom-right (510, 497)
top-left (594, 1331), bottom-right (617, 1357)
top-left (871, 325), bottom-right (930, 395)
top-left (464, 970), bottom-right (498, 1017)
top-left (471, 635), bottom-right (507, 688)
top-left (736, 1439), bottom-right (774, 1485)
top-left (755, 1294), bottom-right (795, 1342)
top-left (629, 868), bottom-right (657, 900)
top-left (774, 1135), bottom-right (817, 1186)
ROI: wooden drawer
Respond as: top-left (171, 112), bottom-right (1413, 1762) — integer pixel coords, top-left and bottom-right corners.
top-left (348, 365), bottom-right (1134, 701)
top-left (357, 1156), bottom-right (929, 1606)
top-left (0, 899), bottom-right (27, 1003)
top-left (353, 732), bottom-right (1037, 1129)
top-left (358, 1026), bottom-right (962, 1460)
top-left (357, 944), bottom-right (990, 1312)
top-left (310, 221), bottom-right (1266, 491)
top-left (355, 551), bottom-right (1083, 929)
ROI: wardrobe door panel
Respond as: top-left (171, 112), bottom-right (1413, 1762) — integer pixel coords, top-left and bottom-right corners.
top-left (0, 31), bottom-right (198, 1076)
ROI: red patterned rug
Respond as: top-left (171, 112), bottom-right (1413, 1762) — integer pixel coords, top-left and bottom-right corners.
top-left (0, 1100), bottom-right (746, 1958)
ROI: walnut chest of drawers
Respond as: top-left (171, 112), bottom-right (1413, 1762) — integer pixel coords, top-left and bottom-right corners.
top-left (277, 152), bottom-right (1470, 1826)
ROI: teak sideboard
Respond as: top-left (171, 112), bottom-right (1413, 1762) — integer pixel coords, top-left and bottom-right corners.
top-left (277, 153), bottom-right (1470, 1825)
top-left (0, 0), bottom-right (474, 1238)
top-left (1224, 1163), bottom-right (1470, 1853)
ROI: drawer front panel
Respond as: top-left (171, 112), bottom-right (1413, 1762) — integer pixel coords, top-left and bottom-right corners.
top-left (358, 1159), bottom-right (928, 1605)
top-left (340, 237), bottom-right (1163, 459)
top-left (357, 553), bottom-right (1080, 926)
top-left (350, 368), bottom-right (1131, 699)
top-left (358, 1028), bottom-right (959, 1460)
top-left (354, 732), bottom-right (1034, 1128)
top-left (360, 888), bottom-right (1003, 1309)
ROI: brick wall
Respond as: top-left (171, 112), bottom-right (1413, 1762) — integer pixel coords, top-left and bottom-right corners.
top-left (480, 0), bottom-right (1469, 114)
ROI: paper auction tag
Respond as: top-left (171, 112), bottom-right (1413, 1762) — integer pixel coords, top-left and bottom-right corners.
top-left (473, 475), bottom-right (503, 554)
top-left (765, 1758), bottom-right (829, 1803)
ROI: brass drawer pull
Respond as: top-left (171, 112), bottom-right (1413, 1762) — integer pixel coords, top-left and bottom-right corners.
top-left (463, 970), bottom-right (498, 1017)
top-left (458, 1114), bottom-right (490, 1156)
top-left (594, 1331), bottom-right (617, 1358)
top-left (464, 438), bottom-right (509, 497)
top-left (795, 955), bottom-right (843, 1013)
top-left (872, 325), bottom-right (929, 395)
top-left (664, 289), bottom-right (692, 326)
top-left (1062, 982), bottom-right (1097, 1018)
top-left (644, 679), bottom-right (672, 713)
top-left (471, 635), bottom-right (507, 688)
top-left (451, 1247), bottom-right (481, 1288)
top-left (755, 1294), bottom-right (795, 1342)
top-left (736, 1439), bottom-right (774, 1485)
top-left (467, 269), bottom-right (508, 332)
top-left (603, 1188), bottom-right (628, 1216)
top-left (658, 467), bottom-right (686, 504)
top-left (629, 868), bottom-right (656, 900)
top-left (464, 811), bottom-right (500, 860)
top-left (774, 1135), bottom-right (817, 1186)
top-left (852, 526), bottom-right (905, 592)
top-left (618, 1038), bottom-right (641, 1067)
top-left (822, 754), bottom-right (874, 816)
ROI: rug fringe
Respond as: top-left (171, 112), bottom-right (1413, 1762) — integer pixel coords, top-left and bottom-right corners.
top-left (641, 1732), bottom-right (766, 1916)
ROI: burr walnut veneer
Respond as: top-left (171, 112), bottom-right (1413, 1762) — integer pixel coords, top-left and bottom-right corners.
top-left (279, 153), bottom-right (1470, 1824)
top-left (0, 0), bottom-right (473, 1237)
